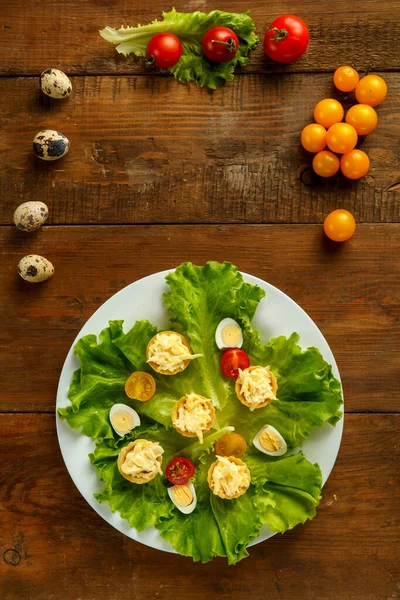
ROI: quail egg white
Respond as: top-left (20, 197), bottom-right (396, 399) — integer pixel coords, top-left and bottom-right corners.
top-left (109, 403), bottom-right (140, 437)
top-left (33, 130), bottom-right (69, 161)
top-left (168, 482), bottom-right (197, 514)
top-left (253, 425), bottom-right (287, 456)
top-left (215, 318), bottom-right (243, 350)
top-left (40, 68), bottom-right (72, 99)
top-left (18, 255), bottom-right (54, 283)
top-left (13, 201), bottom-right (48, 232)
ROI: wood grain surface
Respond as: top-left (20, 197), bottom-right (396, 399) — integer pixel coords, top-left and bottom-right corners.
top-left (2, 0), bottom-right (399, 597)
top-left (1, 0), bottom-right (400, 75)
top-left (1, 224), bottom-right (399, 413)
top-left (0, 413), bottom-right (398, 600)
top-left (1, 74), bottom-right (399, 225)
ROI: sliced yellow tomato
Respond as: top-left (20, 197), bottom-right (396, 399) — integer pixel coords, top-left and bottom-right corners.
top-left (125, 371), bottom-right (156, 402)
top-left (215, 432), bottom-right (247, 458)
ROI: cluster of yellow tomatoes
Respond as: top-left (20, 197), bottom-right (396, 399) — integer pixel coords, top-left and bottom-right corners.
top-left (301, 67), bottom-right (387, 180)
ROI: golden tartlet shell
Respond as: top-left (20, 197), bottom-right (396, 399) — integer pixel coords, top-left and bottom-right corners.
top-left (146, 331), bottom-right (193, 375)
top-left (117, 439), bottom-right (162, 484)
top-left (171, 395), bottom-right (216, 438)
top-left (207, 456), bottom-right (251, 499)
top-left (235, 365), bottom-right (278, 410)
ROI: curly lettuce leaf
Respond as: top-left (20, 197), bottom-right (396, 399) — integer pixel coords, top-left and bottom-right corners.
top-left (249, 452), bottom-right (322, 533)
top-left (100, 9), bottom-right (258, 89)
top-left (219, 332), bottom-right (343, 448)
top-left (60, 261), bottom-right (342, 563)
top-left (164, 261), bottom-right (265, 410)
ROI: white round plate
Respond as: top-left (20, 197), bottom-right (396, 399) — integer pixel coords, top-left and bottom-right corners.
top-left (56, 269), bottom-right (343, 553)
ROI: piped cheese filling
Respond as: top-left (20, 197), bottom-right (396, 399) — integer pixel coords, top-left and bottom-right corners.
top-left (237, 367), bottom-right (276, 410)
top-left (211, 456), bottom-right (250, 497)
top-left (121, 441), bottom-right (164, 478)
top-left (147, 333), bottom-right (202, 373)
top-left (173, 393), bottom-right (212, 443)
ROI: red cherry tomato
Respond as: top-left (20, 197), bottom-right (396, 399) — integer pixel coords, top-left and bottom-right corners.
top-left (146, 33), bottom-right (183, 69)
top-left (220, 348), bottom-right (250, 379)
top-left (264, 15), bottom-right (309, 63)
top-left (166, 457), bottom-right (195, 485)
top-left (202, 26), bottom-right (239, 63)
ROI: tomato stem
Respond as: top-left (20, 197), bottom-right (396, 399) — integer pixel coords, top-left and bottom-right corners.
top-left (211, 38), bottom-right (237, 53)
top-left (270, 27), bottom-right (289, 43)
top-left (146, 55), bottom-right (155, 67)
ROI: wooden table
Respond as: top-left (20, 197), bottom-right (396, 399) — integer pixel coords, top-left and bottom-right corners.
top-left (1, 1), bottom-right (399, 598)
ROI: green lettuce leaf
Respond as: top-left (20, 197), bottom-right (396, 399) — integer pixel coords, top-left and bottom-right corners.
top-left (60, 261), bottom-right (342, 563)
top-left (249, 452), bottom-right (322, 532)
top-left (164, 261), bottom-right (265, 410)
top-left (100, 9), bottom-right (258, 89)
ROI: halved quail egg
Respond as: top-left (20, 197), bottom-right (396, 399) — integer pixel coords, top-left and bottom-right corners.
top-left (168, 482), bottom-right (197, 514)
top-left (253, 425), bottom-right (287, 456)
top-left (109, 403), bottom-right (140, 437)
top-left (215, 318), bottom-right (243, 350)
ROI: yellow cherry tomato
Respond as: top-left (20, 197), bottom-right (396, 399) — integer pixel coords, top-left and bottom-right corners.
top-left (301, 123), bottom-right (327, 153)
top-left (125, 371), bottom-right (156, 402)
top-left (326, 123), bottom-right (358, 154)
top-left (340, 149), bottom-right (370, 180)
top-left (355, 74), bottom-right (387, 107)
top-left (312, 151), bottom-right (340, 177)
top-left (324, 209), bottom-right (356, 242)
top-left (345, 104), bottom-right (378, 135)
top-left (215, 432), bottom-right (248, 458)
top-left (314, 99), bottom-right (344, 128)
top-left (333, 66), bottom-right (359, 92)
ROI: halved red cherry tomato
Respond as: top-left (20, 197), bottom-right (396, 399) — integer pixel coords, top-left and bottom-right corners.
top-left (202, 26), bottom-right (239, 62)
top-left (220, 348), bottom-right (250, 379)
top-left (264, 15), bottom-right (309, 63)
top-left (146, 33), bottom-right (183, 69)
top-left (166, 457), bottom-right (195, 485)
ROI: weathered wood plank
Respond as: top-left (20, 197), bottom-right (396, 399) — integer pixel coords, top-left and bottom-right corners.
top-left (1, 0), bottom-right (400, 75)
top-left (0, 74), bottom-right (399, 225)
top-left (0, 413), bottom-right (398, 600)
top-left (1, 224), bottom-right (399, 412)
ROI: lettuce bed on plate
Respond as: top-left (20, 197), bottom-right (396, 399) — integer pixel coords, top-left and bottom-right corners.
top-left (100, 9), bottom-right (258, 89)
top-left (59, 262), bottom-right (342, 564)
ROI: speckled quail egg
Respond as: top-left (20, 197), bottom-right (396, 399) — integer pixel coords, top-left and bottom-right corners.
top-left (33, 130), bottom-right (69, 161)
top-left (168, 482), bottom-right (197, 514)
top-left (40, 68), bottom-right (72, 99)
top-left (109, 403), bottom-right (140, 437)
top-left (18, 255), bottom-right (54, 283)
top-left (215, 318), bottom-right (243, 350)
top-left (253, 425), bottom-right (287, 456)
top-left (13, 201), bottom-right (48, 232)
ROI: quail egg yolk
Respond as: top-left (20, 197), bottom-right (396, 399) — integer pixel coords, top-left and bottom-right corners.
top-left (221, 324), bottom-right (242, 347)
top-left (171, 485), bottom-right (194, 507)
top-left (111, 411), bottom-right (134, 433)
top-left (259, 429), bottom-right (282, 452)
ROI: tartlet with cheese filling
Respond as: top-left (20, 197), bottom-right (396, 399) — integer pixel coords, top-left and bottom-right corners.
top-left (172, 393), bottom-right (215, 443)
top-left (235, 366), bottom-right (278, 411)
top-left (146, 331), bottom-right (202, 375)
top-left (117, 439), bottom-right (164, 484)
top-left (208, 456), bottom-right (251, 499)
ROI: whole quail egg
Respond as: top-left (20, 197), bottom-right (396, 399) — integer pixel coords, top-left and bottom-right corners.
top-left (40, 68), bottom-right (72, 99)
top-left (18, 255), bottom-right (54, 283)
top-left (109, 403), bottom-right (141, 437)
top-left (168, 482), bottom-right (197, 514)
top-left (215, 318), bottom-right (243, 350)
top-left (253, 425), bottom-right (287, 456)
top-left (33, 130), bottom-right (69, 161)
top-left (13, 201), bottom-right (48, 232)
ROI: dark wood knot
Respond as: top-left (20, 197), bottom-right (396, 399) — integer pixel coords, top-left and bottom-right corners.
top-left (3, 549), bottom-right (21, 566)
